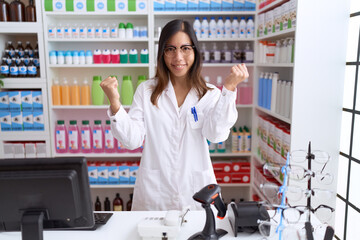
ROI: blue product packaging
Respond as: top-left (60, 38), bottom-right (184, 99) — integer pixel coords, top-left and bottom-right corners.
top-left (32, 91), bottom-right (43, 111)
top-left (199, 0), bottom-right (210, 11)
top-left (129, 165), bottom-right (139, 184)
top-left (33, 111), bottom-right (44, 131)
top-left (165, 0), bottom-right (176, 11)
top-left (222, 0), bottom-right (233, 11)
top-left (21, 91), bottom-right (33, 112)
top-left (153, 0), bottom-right (165, 11)
top-left (22, 111), bottom-right (33, 131)
top-left (88, 165), bottom-right (98, 184)
top-left (210, 0), bottom-right (221, 11)
top-left (187, 0), bottom-right (198, 10)
top-left (11, 111), bottom-right (23, 131)
top-left (0, 92), bottom-right (9, 112)
top-left (176, 0), bottom-right (187, 11)
top-left (97, 165), bottom-right (109, 184)
top-left (233, 0), bottom-right (244, 11)
top-left (119, 165), bottom-right (130, 184)
top-left (245, 0), bottom-right (255, 11)
top-left (9, 91), bottom-right (21, 112)
top-left (0, 111), bottom-right (11, 131)
top-left (108, 164), bottom-right (119, 184)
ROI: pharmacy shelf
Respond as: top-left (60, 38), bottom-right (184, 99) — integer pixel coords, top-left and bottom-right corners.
top-left (257, 63), bottom-right (294, 68)
top-left (90, 183), bottom-right (251, 189)
top-left (154, 11), bottom-right (256, 16)
top-left (251, 182), bottom-right (268, 202)
top-left (47, 38), bottom-right (149, 42)
top-left (1, 78), bottom-right (47, 88)
top-left (53, 152), bottom-right (250, 158)
top-left (0, 132), bottom-right (50, 141)
top-left (0, 22), bottom-right (43, 33)
top-left (253, 155), bottom-right (283, 185)
top-left (256, 28), bottom-right (296, 41)
top-left (49, 64), bottom-right (149, 68)
top-left (258, 0), bottom-right (289, 14)
top-left (210, 152), bottom-right (252, 157)
top-left (154, 38), bottom-right (255, 42)
top-left (255, 106), bottom-right (291, 124)
top-left (203, 63), bottom-right (255, 67)
top-left (44, 12), bottom-right (148, 17)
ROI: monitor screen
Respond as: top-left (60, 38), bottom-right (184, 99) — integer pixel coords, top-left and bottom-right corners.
top-left (0, 157), bottom-right (94, 240)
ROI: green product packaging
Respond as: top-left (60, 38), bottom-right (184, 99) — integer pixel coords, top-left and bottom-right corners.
top-left (65, 0), bottom-right (74, 11)
top-left (136, 75), bottom-right (146, 88)
top-left (129, 49), bottom-right (138, 64)
top-left (120, 75), bottom-right (134, 106)
top-left (128, 0), bottom-right (136, 11)
top-left (120, 49), bottom-right (128, 64)
top-left (86, 0), bottom-right (95, 11)
top-left (107, 0), bottom-right (115, 11)
top-left (91, 76), bottom-right (104, 105)
top-left (44, 0), bottom-right (53, 11)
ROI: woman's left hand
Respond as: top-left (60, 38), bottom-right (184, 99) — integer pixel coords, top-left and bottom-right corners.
top-left (223, 63), bottom-right (249, 91)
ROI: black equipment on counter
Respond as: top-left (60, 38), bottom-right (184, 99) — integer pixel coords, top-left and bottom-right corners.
top-left (227, 201), bottom-right (270, 237)
top-left (188, 184), bottom-right (227, 240)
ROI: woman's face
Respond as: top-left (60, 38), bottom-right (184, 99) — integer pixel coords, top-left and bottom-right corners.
top-left (163, 31), bottom-right (195, 82)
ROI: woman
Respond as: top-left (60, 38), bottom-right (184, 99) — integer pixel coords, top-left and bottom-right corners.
top-left (100, 19), bottom-right (249, 211)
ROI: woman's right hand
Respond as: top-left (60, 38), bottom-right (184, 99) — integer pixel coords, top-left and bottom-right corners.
top-left (100, 76), bottom-right (121, 114)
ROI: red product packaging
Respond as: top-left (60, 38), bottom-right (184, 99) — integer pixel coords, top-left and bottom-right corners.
top-left (231, 173), bottom-right (250, 183)
top-left (215, 172), bottom-right (232, 184)
top-left (212, 161), bottom-right (232, 173)
top-left (232, 161), bottom-right (251, 173)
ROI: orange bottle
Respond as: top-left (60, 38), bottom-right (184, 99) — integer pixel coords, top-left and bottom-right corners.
top-left (61, 77), bottom-right (70, 105)
top-left (80, 77), bottom-right (91, 105)
top-left (70, 78), bottom-right (80, 105)
top-left (52, 78), bottom-right (61, 105)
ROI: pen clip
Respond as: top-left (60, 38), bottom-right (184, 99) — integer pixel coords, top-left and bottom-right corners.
top-left (191, 107), bottom-right (198, 122)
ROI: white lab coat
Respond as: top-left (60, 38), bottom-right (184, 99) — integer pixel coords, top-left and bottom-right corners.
top-left (108, 78), bottom-right (238, 211)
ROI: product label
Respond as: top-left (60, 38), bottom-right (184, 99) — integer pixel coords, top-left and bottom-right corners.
top-left (93, 129), bottom-right (103, 149)
top-left (19, 66), bottom-right (27, 75)
top-left (246, 51), bottom-right (254, 62)
top-left (1, 65), bottom-right (9, 74)
top-left (10, 66), bottom-right (18, 76)
top-left (27, 66), bottom-right (37, 76)
top-left (69, 129), bottom-right (79, 150)
top-left (114, 205), bottom-right (122, 211)
top-left (56, 129), bottom-right (66, 149)
top-left (105, 129), bottom-right (114, 149)
top-left (81, 129), bottom-right (91, 149)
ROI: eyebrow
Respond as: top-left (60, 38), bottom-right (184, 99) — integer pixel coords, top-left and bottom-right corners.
top-left (165, 44), bottom-right (193, 48)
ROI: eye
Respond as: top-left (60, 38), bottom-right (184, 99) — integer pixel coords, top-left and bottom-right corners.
top-left (165, 47), bottom-right (176, 53)
top-left (181, 46), bottom-right (192, 52)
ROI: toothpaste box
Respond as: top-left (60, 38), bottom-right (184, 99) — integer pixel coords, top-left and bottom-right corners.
top-left (95, 0), bottom-right (107, 12)
top-left (73, 0), bottom-right (87, 12)
top-left (136, 0), bottom-right (148, 12)
top-left (0, 92), bottom-right (9, 111)
top-left (233, 0), bottom-right (244, 11)
top-left (11, 111), bottom-right (23, 131)
top-left (0, 111), bottom-right (11, 131)
top-left (187, 0), bottom-right (198, 10)
top-left (22, 111), bottom-right (33, 131)
top-left (33, 111), bottom-right (44, 131)
top-left (108, 162), bottom-right (119, 184)
top-left (9, 91), bottom-right (21, 112)
top-left (210, 0), bottom-right (221, 11)
top-left (53, 0), bottom-right (66, 12)
top-left (119, 163), bottom-right (130, 184)
top-left (32, 91), bottom-right (43, 111)
top-left (21, 91), bottom-right (33, 112)
top-left (176, 0), bottom-right (187, 11)
top-left (165, 0), bottom-right (176, 11)
top-left (115, 0), bottom-right (128, 12)
top-left (222, 0), bottom-right (233, 11)
top-left (97, 162), bottom-right (109, 184)
top-left (88, 162), bottom-right (98, 184)
top-left (199, 0), bottom-right (210, 11)
top-left (153, 0), bottom-right (165, 11)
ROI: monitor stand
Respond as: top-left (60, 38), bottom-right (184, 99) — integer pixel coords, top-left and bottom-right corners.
top-left (21, 211), bottom-right (45, 240)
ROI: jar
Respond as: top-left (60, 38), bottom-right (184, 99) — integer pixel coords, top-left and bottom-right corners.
top-left (266, 53), bottom-right (275, 64)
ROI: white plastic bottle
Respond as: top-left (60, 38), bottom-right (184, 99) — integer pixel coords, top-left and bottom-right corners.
top-left (48, 24), bottom-right (56, 39)
top-left (193, 17), bottom-right (201, 39)
top-left (56, 24), bottom-right (64, 39)
top-left (221, 42), bottom-right (231, 63)
top-left (201, 17), bottom-right (209, 39)
top-left (231, 16), bottom-right (239, 39)
top-left (95, 23), bottom-right (102, 38)
top-left (246, 16), bottom-right (254, 38)
top-left (287, 38), bottom-right (294, 63)
top-left (72, 24), bottom-right (80, 39)
top-left (110, 23), bottom-right (118, 38)
top-left (210, 43), bottom-right (221, 63)
top-left (209, 17), bottom-right (217, 39)
top-left (79, 24), bottom-right (87, 39)
top-left (274, 40), bottom-right (281, 63)
top-left (201, 43), bottom-right (210, 63)
top-left (239, 17), bottom-right (246, 39)
top-left (216, 16), bottom-right (224, 39)
top-left (87, 23), bottom-right (95, 38)
top-left (224, 17), bottom-right (232, 38)
top-left (284, 81), bottom-right (291, 118)
top-left (280, 39), bottom-right (288, 63)
top-left (64, 24), bottom-right (72, 39)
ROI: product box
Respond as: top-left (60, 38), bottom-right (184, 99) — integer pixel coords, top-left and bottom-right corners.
top-left (108, 162), bottom-right (119, 184)
top-left (9, 91), bottom-right (21, 112)
top-left (136, 0), bottom-right (147, 12)
top-left (232, 161), bottom-right (250, 172)
top-left (129, 162), bottom-right (139, 184)
top-left (210, 0), bottom-right (221, 11)
top-left (21, 91), bottom-right (33, 112)
top-left (3, 143), bottom-right (14, 158)
top-left (115, 0), bottom-right (127, 12)
top-left (53, 0), bottom-right (66, 12)
top-left (176, 0), bottom-right (187, 11)
top-left (153, 0), bottom-right (165, 11)
top-left (119, 164), bottom-right (130, 184)
top-left (88, 162), bottom-right (98, 184)
top-left (289, 0), bottom-right (297, 28)
top-left (0, 91), bottom-right (9, 111)
top-left (215, 172), bottom-right (231, 184)
top-left (74, 0), bottom-right (87, 11)
top-left (222, 0), bottom-right (233, 11)
top-left (257, 13), bottom-right (264, 37)
top-left (244, 0), bottom-right (255, 11)
top-left (281, 2), bottom-right (290, 30)
top-left (231, 173), bottom-right (250, 183)
top-left (187, 0), bottom-right (198, 10)
top-left (265, 10), bottom-right (274, 35)
top-left (11, 111), bottom-right (23, 131)
top-left (33, 111), bottom-right (44, 131)
top-left (97, 162), bottom-right (109, 184)
top-left (165, 0), bottom-right (176, 11)
top-left (25, 143), bottom-right (37, 158)
top-left (233, 0), bottom-right (244, 11)
top-left (36, 143), bottom-right (47, 157)
top-left (13, 143), bottom-right (25, 159)
top-left (95, 0), bottom-right (107, 12)
top-left (22, 111), bottom-right (33, 131)
top-left (212, 161), bottom-right (232, 173)
top-left (199, 0), bottom-right (210, 11)
top-left (32, 91), bottom-right (43, 111)
top-left (273, 6), bottom-right (282, 32)
top-left (0, 111), bottom-right (11, 131)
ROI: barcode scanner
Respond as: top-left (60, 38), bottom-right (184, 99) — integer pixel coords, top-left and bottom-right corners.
top-left (188, 184), bottom-right (227, 240)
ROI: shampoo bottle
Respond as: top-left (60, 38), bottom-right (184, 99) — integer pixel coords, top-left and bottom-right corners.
top-left (120, 75), bottom-right (134, 106)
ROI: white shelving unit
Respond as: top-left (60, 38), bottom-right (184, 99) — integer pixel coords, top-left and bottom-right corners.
top-left (0, 0), bottom-right (51, 157)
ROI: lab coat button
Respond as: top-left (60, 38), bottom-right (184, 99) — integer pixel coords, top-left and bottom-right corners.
top-left (113, 119), bottom-right (116, 122)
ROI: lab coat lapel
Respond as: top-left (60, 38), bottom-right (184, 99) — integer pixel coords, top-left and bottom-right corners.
top-left (180, 88), bottom-right (199, 117)
top-left (165, 80), bottom-right (181, 116)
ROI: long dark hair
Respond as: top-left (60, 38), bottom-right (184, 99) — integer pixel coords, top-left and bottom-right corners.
top-left (151, 19), bottom-right (211, 106)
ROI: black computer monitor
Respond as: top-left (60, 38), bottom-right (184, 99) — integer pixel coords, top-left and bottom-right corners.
top-left (0, 157), bottom-right (94, 240)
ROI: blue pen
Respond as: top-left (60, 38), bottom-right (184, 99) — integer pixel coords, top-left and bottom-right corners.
top-left (191, 107), bottom-right (198, 122)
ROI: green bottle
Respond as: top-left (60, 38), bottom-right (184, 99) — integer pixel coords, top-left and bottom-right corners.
top-left (120, 75), bottom-right (134, 106)
top-left (136, 75), bottom-right (146, 88)
top-left (91, 75), bottom-right (104, 105)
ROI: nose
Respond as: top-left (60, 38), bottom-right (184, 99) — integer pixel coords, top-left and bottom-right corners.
top-left (174, 49), bottom-right (184, 60)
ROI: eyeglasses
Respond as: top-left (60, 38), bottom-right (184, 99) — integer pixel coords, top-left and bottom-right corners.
top-left (263, 163), bottom-right (333, 185)
top-left (290, 150), bottom-right (330, 164)
top-left (260, 183), bottom-right (334, 202)
top-left (257, 220), bottom-right (303, 239)
top-left (164, 45), bottom-right (195, 57)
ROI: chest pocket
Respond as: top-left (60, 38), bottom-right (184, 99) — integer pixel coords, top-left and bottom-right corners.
top-left (187, 108), bottom-right (204, 129)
